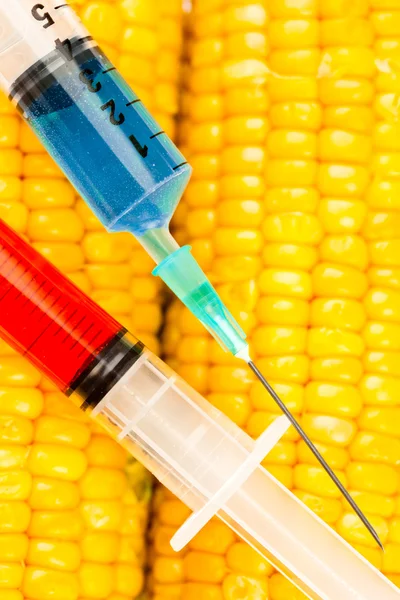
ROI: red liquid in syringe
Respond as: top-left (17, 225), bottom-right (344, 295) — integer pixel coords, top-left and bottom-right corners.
top-left (0, 219), bottom-right (123, 392)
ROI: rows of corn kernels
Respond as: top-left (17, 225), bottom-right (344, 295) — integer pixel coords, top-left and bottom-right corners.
top-left (0, 1), bottom-right (183, 598)
top-left (155, 1), bottom-right (400, 599)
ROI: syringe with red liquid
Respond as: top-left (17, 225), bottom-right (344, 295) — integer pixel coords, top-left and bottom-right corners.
top-left (0, 218), bottom-right (398, 600)
top-left (0, 216), bottom-right (143, 407)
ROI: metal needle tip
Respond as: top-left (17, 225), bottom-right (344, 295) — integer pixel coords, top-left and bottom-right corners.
top-left (248, 360), bottom-right (384, 551)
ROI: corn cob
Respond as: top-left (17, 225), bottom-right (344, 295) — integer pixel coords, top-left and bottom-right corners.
top-left (0, 0), bottom-right (182, 597)
top-left (155, 1), bottom-right (400, 598)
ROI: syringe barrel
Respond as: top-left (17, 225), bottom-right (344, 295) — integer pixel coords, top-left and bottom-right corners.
top-left (0, 0), bottom-right (191, 241)
top-left (93, 351), bottom-right (400, 600)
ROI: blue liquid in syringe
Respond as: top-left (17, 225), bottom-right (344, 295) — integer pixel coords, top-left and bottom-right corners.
top-left (15, 44), bottom-right (191, 236)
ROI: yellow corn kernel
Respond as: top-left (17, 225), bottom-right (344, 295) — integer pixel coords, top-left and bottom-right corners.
top-left (266, 188), bottom-right (318, 214)
top-left (67, 271), bottom-right (91, 295)
top-left (266, 465), bottom-right (294, 489)
top-left (223, 574), bottom-right (268, 600)
top-left (302, 414), bottom-right (357, 446)
top-left (30, 478), bottom-right (80, 510)
top-left (27, 444), bottom-right (87, 481)
top-left (79, 468), bottom-right (126, 500)
top-left (158, 501), bottom-right (191, 529)
top-left (263, 213), bottom-right (322, 245)
top-left (270, 18), bottom-right (319, 47)
top-left (294, 465), bottom-right (348, 498)
top-left (189, 122), bottom-right (222, 152)
top-left (32, 242), bottom-right (84, 273)
top-left (22, 567), bottom-right (79, 600)
top-left (258, 268), bottom-right (312, 299)
top-left (308, 327), bottom-right (364, 358)
top-left (154, 556), bottom-right (184, 584)
top-left (0, 447), bottom-right (28, 470)
top-left (364, 322), bottom-right (400, 352)
top-left (82, 232), bottom-right (133, 263)
top-left (270, 48), bottom-right (321, 76)
top-left (86, 264), bottom-right (132, 290)
top-left (337, 513), bottom-right (389, 548)
top-left (183, 552), bottom-right (226, 584)
top-left (43, 392), bottom-right (87, 422)
top-left (266, 159), bottom-right (317, 187)
top-left (383, 544), bottom-right (400, 574)
top-left (28, 210), bottom-right (84, 242)
top-left (0, 177), bottom-right (22, 204)
top-left (80, 501), bottom-right (122, 532)
top-left (0, 358), bottom-right (41, 387)
top-left (0, 116), bottom-right (20, 148)
top-left (19, 122), bottom-right (44, 153)
top-left (0, 150), bottom-right (22, 176)
top-left (369, 240), bottom-right (400, 267)
top-left (23, 153), bottom-right (63, 178)
top-left (367, 180), bottom-right (400, 211)
top-left (0, 502), bottom-right (31, 533)
top-left (269, 572), bottom-right (307, 600)
top-left (297, 439), bottom-right (349, 470)
top-left (0, 94), bottom-right (16, 115)
top-left (350, 431), bottom-right (400, 466)
top-left (75, 199), bottom-right (103, 231)
top-left (225, 117), bottom-right (269, 146)
top-left (319, 235), bottom-right (368, 270)
top-left (220, 174), bottom-right (264, 199)
top-left (251, 380), bottom-right (304, 413)
top-left (0, 202), bottom-right (28, 233)
top-left (85, 435), bottom-right (127, 469)
top-left (318, 164), bottom-right (369, 197)
top-left (0, 415), bottom-right (33, 445)
top-left (0, 534), bottom-right (28, 561)
top-left (305, 382), bottom-right (362, 418)
top-left (253, 325), bottom-right (307, 356)
top-left (0, 563), bottom-right (23, 589)
top-left (360, 374), bottom-right (400, 406)
top-left (367, 352), bottom-right (400, 381)
top-left (34, 416), bottom-right (90, 449)
top-left (358, 407), bottom-right (400, 437)
top-left (347, 463), bottom-right (399, 495)
top-left (115, 564), bottom-right (144, 597)
top-left (262, 243), bottom-right (318, 271)
top-left (226, 543), bottom-right (274, 578)
top-left (27, 539), bottom-right (81, 572)
top-left (189, 521), bottom-right (235, 555)
top-left (81, 532), bottom-right (119, 563)
top-left (0, 470), bottom-right (31, 500)
top-left (345, 491), bottom-right (395, 519)
top-left (121, 25), bottom-right (158, 56)
top-left (81, 2), bottom-right (122, 43)
top-left (256, 355), bottom-right (310, 383)
top-left (79, 563), bottom-right (114, 598)
top-left (23, 179), bottom-right (74, 208)
top-left (208, 393), bottom-right (250, 427)
top-left (154, 525), bottom-right (183, 558)
top-left (0, 388), bottom-right (43, 418)
top-left (313, 263), bottom-right (368, 299)
top-left (257, 297), bottom-right (309, 327)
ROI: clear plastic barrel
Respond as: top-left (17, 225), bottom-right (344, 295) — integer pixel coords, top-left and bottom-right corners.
top-left (0, 1), bottom-right (90, 93)
top-left (88, 349), bottom-right (400, 600)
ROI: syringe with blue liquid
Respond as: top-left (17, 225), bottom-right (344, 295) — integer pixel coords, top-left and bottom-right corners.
top-left (0, 0), bottom-right (381, 548)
